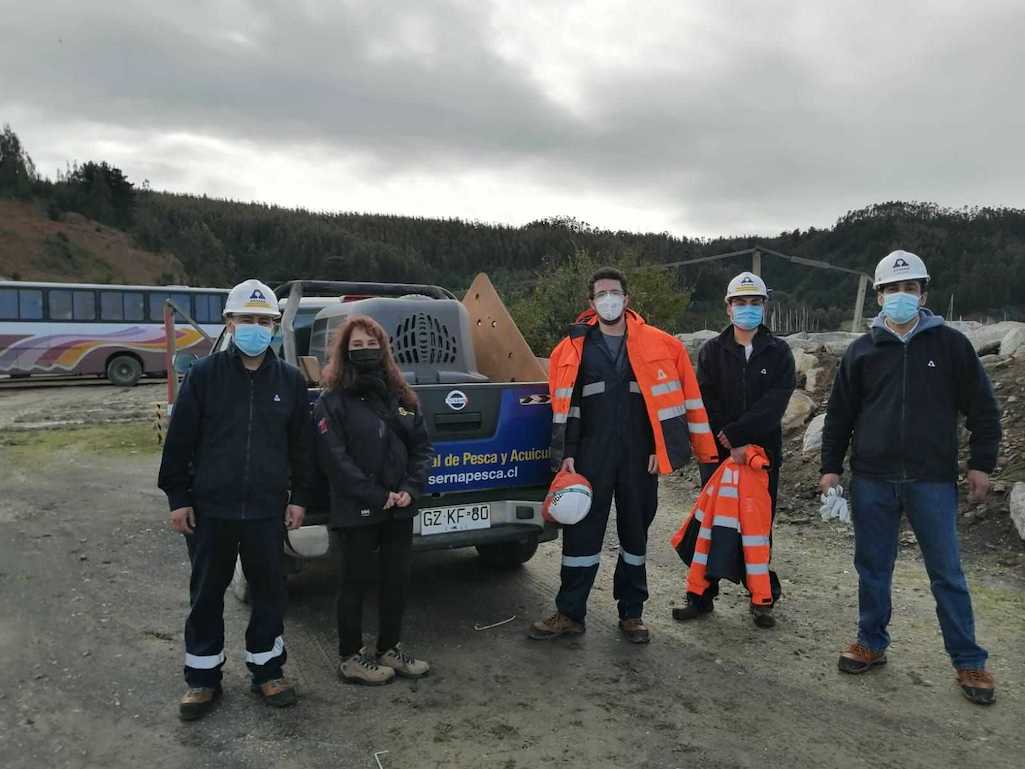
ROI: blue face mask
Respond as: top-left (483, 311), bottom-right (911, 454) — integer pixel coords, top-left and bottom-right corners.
top-left (882, 292), bottom-right (920, 325)
top-left (233, 323), bottom-right (273, 357)
top-left (732, 304), bottom-right (763, 331)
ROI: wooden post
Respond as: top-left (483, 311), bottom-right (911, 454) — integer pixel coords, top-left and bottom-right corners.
top-left (751, 248), bottom-right (762, 276)
top-left (851, 274), bottom-right (869, 333)
top-left (164, 300), bottom-right (178, 407)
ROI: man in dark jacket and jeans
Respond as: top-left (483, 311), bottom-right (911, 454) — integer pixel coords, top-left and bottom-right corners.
top-left (673, 271), bottom-right (796, 628)
top-left (820, 250), bottom-right (1000, 706)
top-left (158, 278), bottom-right (314, 720)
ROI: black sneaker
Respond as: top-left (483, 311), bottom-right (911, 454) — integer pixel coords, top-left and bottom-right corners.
top-left (751, 604), bottom-right (776, 629)
top-left (671, 599), bottom-right (713, 621)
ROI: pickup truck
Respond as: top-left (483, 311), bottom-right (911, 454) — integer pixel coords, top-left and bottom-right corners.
top-left (224, 279), bottom-right (557, 600)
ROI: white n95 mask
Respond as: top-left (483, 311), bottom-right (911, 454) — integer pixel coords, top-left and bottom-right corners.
top-left (595, 294), bottom-right (625, 322)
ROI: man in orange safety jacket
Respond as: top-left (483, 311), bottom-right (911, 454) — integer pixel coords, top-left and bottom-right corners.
top-left (528, 267), bottom-right (718, 644)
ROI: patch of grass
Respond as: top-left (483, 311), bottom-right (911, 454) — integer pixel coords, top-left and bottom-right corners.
top-left (40, 234), bottom-right (115, 282)
top-left (0, 422), bottom-right (162, 461)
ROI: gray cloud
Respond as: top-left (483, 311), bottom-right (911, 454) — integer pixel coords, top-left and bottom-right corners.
top-left (3, 1), bottom-right (1024, 236)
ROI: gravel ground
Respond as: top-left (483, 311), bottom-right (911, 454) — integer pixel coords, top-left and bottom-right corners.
top-left (1, 386), bottom-right (1023, 769)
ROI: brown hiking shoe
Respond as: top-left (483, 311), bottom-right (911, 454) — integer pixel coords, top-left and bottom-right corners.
top-left (252, 677), bottom-right (297, 707)
top-left (378, 644), bottom-right (430, 679)
top-left (527, 612), bottom-right (585, 640)
top-left (619, 618), bottom-right (651, 644)
top-left (339, 650), bottom-right (396, 686)
top-left (956, 668), bottom-right (996, 706)
top-left (178, 685), bottom-right (222, 721)
top-left (838, 642), bottom-right (887, 674)
top-left (751, 604), bottom-right (776, 629)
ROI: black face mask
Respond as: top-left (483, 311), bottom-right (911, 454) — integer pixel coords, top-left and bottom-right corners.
top-left (347, 347), bottom-right (384, 371)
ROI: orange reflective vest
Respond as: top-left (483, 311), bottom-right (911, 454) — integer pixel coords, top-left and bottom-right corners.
top-left (670, 446), bottom-right (774, 605)
top-left (549, 309), bottom-right (718, 474)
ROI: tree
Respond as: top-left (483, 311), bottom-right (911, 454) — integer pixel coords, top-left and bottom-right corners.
top-left (54, 161), bottom-right (136, 227)
top-left (0, 124), bottom-right (37, 199)
top-left (509, 250), bottom-right (691, 355)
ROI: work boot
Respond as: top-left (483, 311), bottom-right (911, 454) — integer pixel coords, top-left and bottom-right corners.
top-left (956, 668), bottom-right (996, 706)
top-left (251, 677), bottom-right (297, 707)
top-left (178, 685), bottom-right (222, 721)
top-left (619, 618), bottom-right (651, 644)
top-left (751, 604), bottom-right (776, 629)
top-left (671, 597), bottom-right (713, 622)
top-left (338, 649), bottom-right (396, 686)
top-left (838, 642), bottom-right (887, 674)
top-left (527, 612), bottom-right (585, 640)
top-left (378, 643), bottom-right (430, 679)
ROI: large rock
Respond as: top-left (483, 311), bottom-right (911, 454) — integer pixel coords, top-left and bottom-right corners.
top-left (793, 349), bottom-right (818, 376)
top-left (802, 413), bottom-right (826, 455)
top-left (676, 329), bottom-right (718, 356)
top-left (783, 390), bottom-right (816, 432)
top-left (965, 321), bottom-right (1025, 355)
top-left (1009, 483), bottom-right (1025, 541)
top-left (999, 326), bottom-right (1025, 357)
top-left (783, 331), bottom-right (862, 355)
top-left (805, 367), bottom-right (827, 392)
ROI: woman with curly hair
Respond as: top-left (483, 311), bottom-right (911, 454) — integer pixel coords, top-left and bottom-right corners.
top-left (313, 315), bottom-right (435, 685)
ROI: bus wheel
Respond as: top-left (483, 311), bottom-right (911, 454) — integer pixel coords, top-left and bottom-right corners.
top-left (476, 537), bottom-right (539, 569)
top-left (106, 355), bottom-right (142, 387)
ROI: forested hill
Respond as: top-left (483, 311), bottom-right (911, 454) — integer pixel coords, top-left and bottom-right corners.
top-left (3, 125), bottom-right (1025, 331)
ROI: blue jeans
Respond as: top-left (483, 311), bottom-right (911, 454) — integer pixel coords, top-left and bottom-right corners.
top-left (851, 477), bottom-right (987, 670)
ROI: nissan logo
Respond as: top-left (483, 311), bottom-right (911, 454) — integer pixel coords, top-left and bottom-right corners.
top-left (445, 390), bottom-right (468, 411)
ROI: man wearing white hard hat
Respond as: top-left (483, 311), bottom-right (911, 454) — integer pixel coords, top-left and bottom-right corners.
top-left (820, 250), bottom-right (1001, 705)
top-left (675, 271), bottom-right (795, 628)
top-left (159, 279), bottom-right (314, 719)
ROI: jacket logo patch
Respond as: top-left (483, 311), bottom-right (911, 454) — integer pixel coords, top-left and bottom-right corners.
top-left (761, 369), bottom-right (768, 375)
top-left (656, 369), bottom-right (667, 380)
top-left (398, 406), bottom-right (412, 416)
top-left (317, 417), bottom-right (329, 434)
top-left (273, 393), bottom-right (281, 402)
top-left (360, 508), bottom-right (371, 517)
top-left (928, 360), bottom-right (936, 368)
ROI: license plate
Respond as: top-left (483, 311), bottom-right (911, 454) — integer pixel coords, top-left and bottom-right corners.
top-left (420, 504), bottom-right (491, 535)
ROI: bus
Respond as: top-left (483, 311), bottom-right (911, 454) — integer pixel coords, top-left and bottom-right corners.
top-left (0, 280), bottom-right (229, 386)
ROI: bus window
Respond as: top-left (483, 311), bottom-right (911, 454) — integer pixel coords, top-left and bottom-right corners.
top-left (50, 289), bottom-right (73, 320)
top-left (124, 292), bottom-right (144, 321)
top-left (73, 291), bottom-right (96, 320)
top-left (0, 289), bottom-right (17, 319)
top-left (149, 293), bottom-right (168, 321)
top-left (100, 292), bottom-right (124, 321)
top-left (19, 289), bottom-right (43, 319)
top-left (171, 294), bottom-right (192, 318)
top-left (194, 294), bottom-right (214, 323)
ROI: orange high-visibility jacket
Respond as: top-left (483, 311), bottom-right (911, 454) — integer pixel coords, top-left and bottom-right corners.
top-left (670, 446), bottom-right (774, 605)
top-left (549, 309), bottom-right (718, 474)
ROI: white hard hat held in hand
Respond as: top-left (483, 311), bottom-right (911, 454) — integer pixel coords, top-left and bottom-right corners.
top-left (725, 272), bottom-right (769, 300)
top-left (873, 250), bottom-right (929, 289)
top-left (224, 279), bottom-right (281, 318)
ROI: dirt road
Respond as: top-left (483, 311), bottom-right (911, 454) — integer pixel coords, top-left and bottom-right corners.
top-left (1, 387), bottom-right (1023, 769)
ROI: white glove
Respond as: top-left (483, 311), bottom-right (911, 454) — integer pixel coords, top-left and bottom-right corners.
top-left (819, 485), bottom-right (850, 524)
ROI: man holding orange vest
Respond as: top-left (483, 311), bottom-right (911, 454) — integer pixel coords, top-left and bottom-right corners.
top-left (529, 267), bottom-right (718, 644)
top-left (673, 272), bottom-right (795, 629)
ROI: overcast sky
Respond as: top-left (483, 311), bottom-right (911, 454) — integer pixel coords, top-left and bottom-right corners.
top-left (3, 0), bottom-right (1024, 237)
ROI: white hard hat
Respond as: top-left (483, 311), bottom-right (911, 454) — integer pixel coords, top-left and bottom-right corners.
top-left (873, 250), bottom-right (929, 289)
top-left (223, 279), bottom-right (281, 318)
top-left (543, 472), bottom-right (593, 525)
top-left (725, 272), bottom-right (768, 300)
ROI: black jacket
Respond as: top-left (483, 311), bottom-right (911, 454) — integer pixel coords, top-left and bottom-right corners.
top-left (821, 314), bottom-right (1001, 481)
top-left (313, 387), bottom-right (435, 528)
top-left (563, 325), bottom-right (655, 471)
top-left (158, 345), bottom-right (314, 519)
top-left (696, 325), bottom-right (796, 469)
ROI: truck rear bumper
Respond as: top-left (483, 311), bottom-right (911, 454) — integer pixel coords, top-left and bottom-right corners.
top-left (286, 499), bottom-right (557, 560)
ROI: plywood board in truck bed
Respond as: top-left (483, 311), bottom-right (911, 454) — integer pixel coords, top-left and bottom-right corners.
top-left (462, 273), bottom-right (547, 383)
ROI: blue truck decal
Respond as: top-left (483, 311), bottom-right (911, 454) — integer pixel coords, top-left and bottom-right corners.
top-left (427, 384), bottom-right (552, 494)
